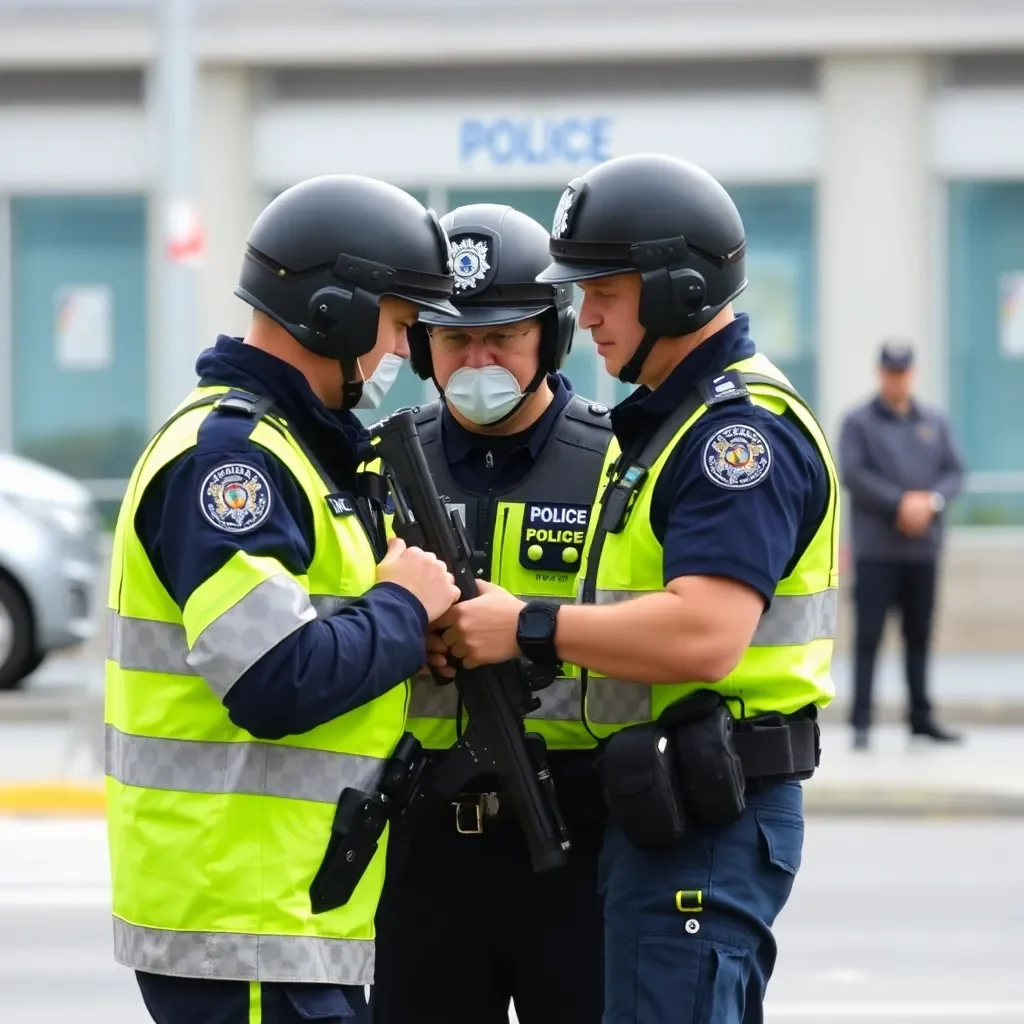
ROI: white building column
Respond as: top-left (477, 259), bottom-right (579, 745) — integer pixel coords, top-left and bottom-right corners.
top-left (818, 55), bottom-right (933, 441)
top-left (198, 64), bottom-right (259, 351)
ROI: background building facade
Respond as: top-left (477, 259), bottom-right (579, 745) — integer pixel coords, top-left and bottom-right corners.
top-left (1, 0), bottom-right (1022, 648)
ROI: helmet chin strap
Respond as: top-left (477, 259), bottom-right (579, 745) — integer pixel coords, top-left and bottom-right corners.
top-left (618, 330), bottom-right (660, 386)
top-left (339, 357), bottom-right (363, 410)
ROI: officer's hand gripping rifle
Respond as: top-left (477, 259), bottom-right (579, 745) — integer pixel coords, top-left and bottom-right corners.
top-left (369, 407), bottom-right (571, 874)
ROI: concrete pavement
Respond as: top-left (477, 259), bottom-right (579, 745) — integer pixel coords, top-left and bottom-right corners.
top-left (3, 817), bottom-right (1023, 1022)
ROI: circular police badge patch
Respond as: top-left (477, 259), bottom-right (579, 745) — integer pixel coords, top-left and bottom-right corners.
top-left (450, 236), bottom-right (491, 292)
top-left (199, 462), bottom-right (272, 533)
top-left (702, 424), bottom-right (772, 490)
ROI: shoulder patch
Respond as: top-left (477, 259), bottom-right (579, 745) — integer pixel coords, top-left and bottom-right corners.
top-left (696, 370), bottom-right (750, 408)
top-left (701, 423), bottom-right (772, 490)
top-left (198, 462), bottom-right (273, 534)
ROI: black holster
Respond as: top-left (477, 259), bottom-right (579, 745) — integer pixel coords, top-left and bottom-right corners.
top-left (661, 690), bottom-right (747, 830)
top-left (309, 732), bottom-right (427, 914)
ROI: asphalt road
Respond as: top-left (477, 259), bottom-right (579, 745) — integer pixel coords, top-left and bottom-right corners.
top-left (1, 818), bottom-right (1022, 1023)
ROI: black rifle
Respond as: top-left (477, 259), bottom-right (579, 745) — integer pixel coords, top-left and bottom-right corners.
top-left (369, 408), bottom-right (571, 874)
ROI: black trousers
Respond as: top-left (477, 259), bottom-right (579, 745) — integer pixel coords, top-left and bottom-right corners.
top-left (851, 558), bottom-right (938, 730)
top-left (371, 803), bottom-right (604, 1024)
top-left (136, 973), bottom-right (367, 1024)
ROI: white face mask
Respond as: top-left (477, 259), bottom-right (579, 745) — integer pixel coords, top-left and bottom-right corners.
top-left (353, 353), bottom-right (403, 410)
top-left (444, 365), bottom-right (525, 425)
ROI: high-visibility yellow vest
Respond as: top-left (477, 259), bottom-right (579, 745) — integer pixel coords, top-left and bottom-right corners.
top-left (105, 386), bottom-right (406, 985)
top-left (575, 354), bottom-right (838, 737)
top-left (404, 395), bottom-right (612, 751)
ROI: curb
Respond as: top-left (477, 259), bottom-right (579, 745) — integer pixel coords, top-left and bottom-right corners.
top-left (0, 781), bottom-right (105, 816)
top-left (803, 786), bottom-right (1024, 817)
top-left (818, 701), bottom-right (1024, 727)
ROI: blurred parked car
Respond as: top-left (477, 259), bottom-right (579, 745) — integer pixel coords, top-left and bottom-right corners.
top-left (0, 453), bottom-right (102, 690)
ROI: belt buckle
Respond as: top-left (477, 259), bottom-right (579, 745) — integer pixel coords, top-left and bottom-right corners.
top-left (454, 797), bottom-right (484, 835)
top-left (453, 792), bottom-right (500, 834)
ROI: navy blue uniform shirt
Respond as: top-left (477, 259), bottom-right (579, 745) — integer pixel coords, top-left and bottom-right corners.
top-left (441, 372), bottom-right (572, 494)
top-left (135, 336), bottom-right (428, 741)
top-left (611, 314), bottom-right (829, 605)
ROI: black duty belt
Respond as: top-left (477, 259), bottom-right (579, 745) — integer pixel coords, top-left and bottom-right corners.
top-left (732, 707), bottom-right (820, 784)
top-left (420, 709), bottom-right (818, 835)
top-left (419, 750), bottom-right (605, 836)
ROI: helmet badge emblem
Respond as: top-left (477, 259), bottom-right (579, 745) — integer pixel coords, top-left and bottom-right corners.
top-left (552, 186), bottom-right (577, 239)
top-left (450, 237), bottom-right (491, 292)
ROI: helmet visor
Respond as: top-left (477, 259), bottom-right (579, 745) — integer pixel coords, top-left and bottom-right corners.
top-left (418, 304), bottom-right (547, 328)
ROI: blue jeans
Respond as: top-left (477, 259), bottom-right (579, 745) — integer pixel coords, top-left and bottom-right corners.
top-left (599, 780), bottom-right (804, 1024)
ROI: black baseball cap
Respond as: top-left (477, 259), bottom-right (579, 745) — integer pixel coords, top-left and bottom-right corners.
top-left (879, 340), bottom-right (914, 371)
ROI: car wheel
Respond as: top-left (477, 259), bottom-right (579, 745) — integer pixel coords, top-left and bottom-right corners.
top-left (0, 576), bottom-right (34, 691)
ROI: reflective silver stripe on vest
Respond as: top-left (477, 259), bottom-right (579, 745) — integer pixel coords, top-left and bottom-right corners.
top-left (585, 678), bottom-right (652, 725)
top-left (105, 725), bottom-right (385, 805)
top-left (107, 611), bottom-right (192, 675)
top-left (752, 590), bottom-right (837, 646)
top-left (188, 574), bottom-right (317, 697)
top-left (408, 674), bottom-right (582, 723)
top-left (527, 677), bottom-right (582, 721)
top-left (584, 589), bottom-right (837, 724)
top-left (112, 917), bottom-right (374, 985)
top-left (590, 589), bottom-right (837, 647)
top-left (107, 591), bottom-right (351, 684)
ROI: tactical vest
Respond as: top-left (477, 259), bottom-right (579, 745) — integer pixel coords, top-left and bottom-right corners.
top-left (407, 393), bottom-right (613, 751)
top-left (105, 386), bottom-right (405, 986)
top-left (575, 354), bottom-right (838, 737)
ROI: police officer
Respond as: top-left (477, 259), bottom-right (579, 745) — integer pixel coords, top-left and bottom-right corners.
top-left (104, 174), bottom-right (463, 1024)
top-left (435, 155), bottom-right (838, 1023)
top-left (372, 204), bottom-right (612, 1024)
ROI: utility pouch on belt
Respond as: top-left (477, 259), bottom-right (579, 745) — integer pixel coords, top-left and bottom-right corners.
top-left (600, 722), bottom-right (686, 851)
top-left (661, 690), bottom-right (747, 829)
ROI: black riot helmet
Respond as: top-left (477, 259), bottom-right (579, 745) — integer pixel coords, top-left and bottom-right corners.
top-left (409, 204), bottom-right (576, 402)
top-left (235, 174), bottom-right (457, 406)
top-left (537, 153), bottom-right (747, 385)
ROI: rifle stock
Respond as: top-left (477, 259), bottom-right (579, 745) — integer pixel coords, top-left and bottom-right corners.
top-left (370, 408), bottom-right (570, 873)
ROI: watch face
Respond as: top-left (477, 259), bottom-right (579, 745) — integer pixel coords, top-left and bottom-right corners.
top-left (523, 609), bottom-right (551, 639)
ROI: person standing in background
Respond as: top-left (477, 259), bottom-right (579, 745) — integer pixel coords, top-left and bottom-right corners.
top-left (838, 341), bottom-right (965, 750)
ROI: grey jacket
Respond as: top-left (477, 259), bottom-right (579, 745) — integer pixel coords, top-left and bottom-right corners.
top-left (838, 397), bottom-right (964, 562)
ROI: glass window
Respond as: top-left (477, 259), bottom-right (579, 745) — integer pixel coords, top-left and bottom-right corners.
top-left (947, 181), bottom-right (1024, 525)
top-left (729, 185), bottom-right (817, 405)
top-left (11, 196), bottom-right (148, 493)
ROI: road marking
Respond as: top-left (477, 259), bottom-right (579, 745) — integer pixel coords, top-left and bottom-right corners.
top-left (766, 1004), bottom-right (1024, 1018)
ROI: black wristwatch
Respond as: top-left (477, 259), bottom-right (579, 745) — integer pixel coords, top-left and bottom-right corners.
top-left (516, 600), bottom-right (560, 664)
